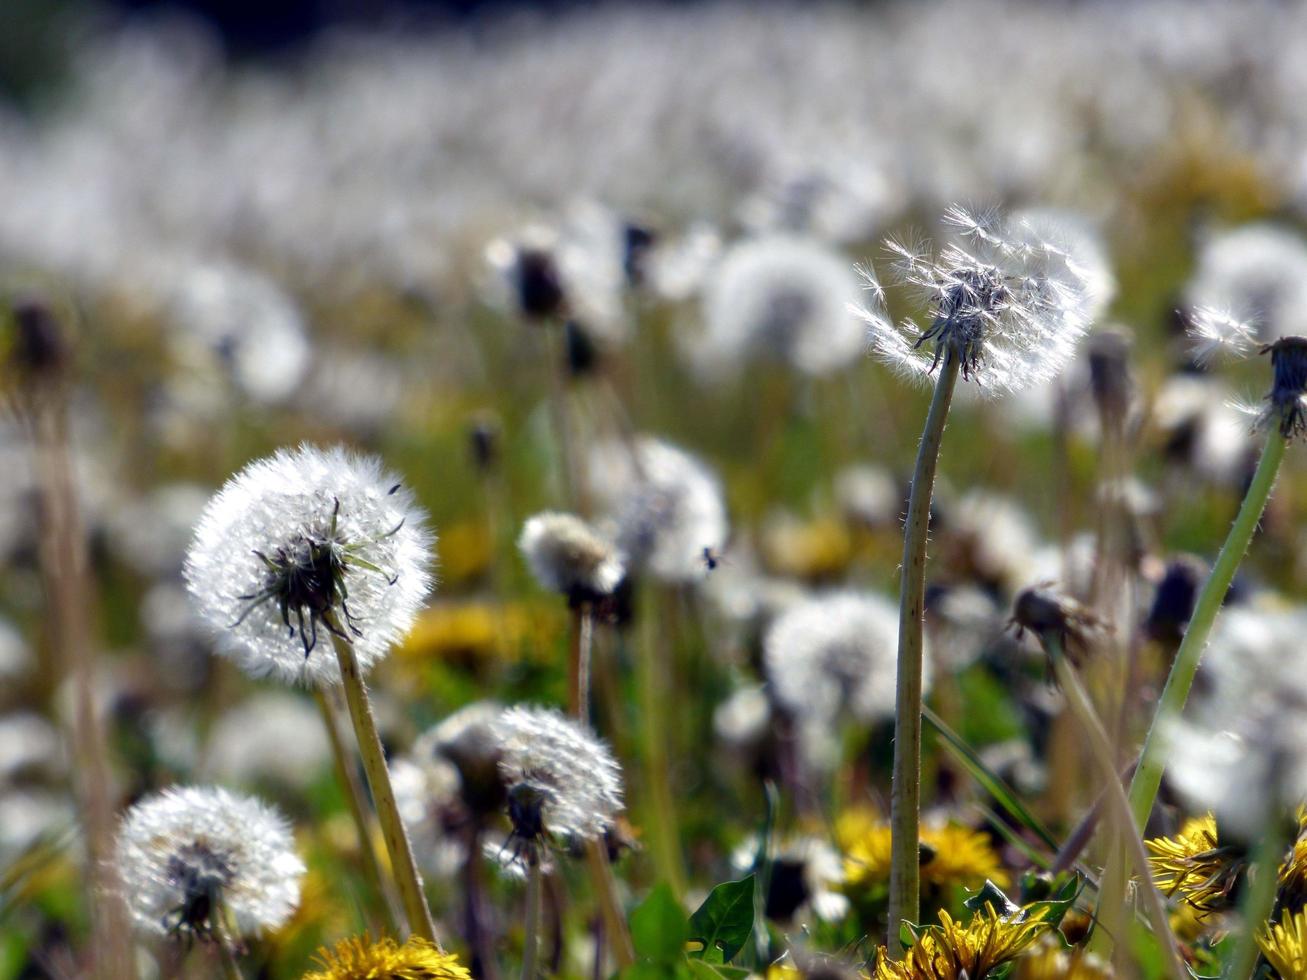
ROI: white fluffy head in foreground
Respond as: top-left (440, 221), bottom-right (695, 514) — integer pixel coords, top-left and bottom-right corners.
top-left (184, 444), bottom-right (433, 687)
top-left (114, 785), bottom-right (304, 939)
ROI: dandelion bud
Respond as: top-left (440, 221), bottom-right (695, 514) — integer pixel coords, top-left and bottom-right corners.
top-left (1263, 336), bottom-right (1307, 438)
top-left (2, 295), bottom-right (74, 405)
top-left (113, 785), bottom-right (304, 940)
top-left (1087, 328), bottom-right (1134, 432)
top-left (518, 511), bottom-right (625, 608)
top-left (1010, 583), bottom-right (1106, 663)
top-left (184, 445), bottom-right (433, 687)
top-left (1143, 554), bottom-right (1208, 644)
top-left (514, 246), bottom-right (567, 321)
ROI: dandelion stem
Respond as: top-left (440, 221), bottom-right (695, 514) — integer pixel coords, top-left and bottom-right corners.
top-left (570, 604), bottom-right (593, 723)
top-left (1045, 642), bottom-right (1186, 980)
top-left (888, 353), bottom-right (959, 955)
top-left (637, 594), bottom-right (687, 898)
top-left (521, 857), bottom-right (542, 980)
top-left (1127, 430), bottom-right (1288, 830)
top-left (328, 623), bottom-right (438, 944)
top-left (313, 687), bottom-right (402, 936)
top-left (213, 911), bottom-right (245, 980)
top-left (585, 838), bottom-right (635, 968)
top-left (1226, 814), bottom-right (1289, 980)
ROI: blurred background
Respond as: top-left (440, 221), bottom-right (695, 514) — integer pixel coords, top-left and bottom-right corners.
top-left (4, 0), bottom-right (1307, 976)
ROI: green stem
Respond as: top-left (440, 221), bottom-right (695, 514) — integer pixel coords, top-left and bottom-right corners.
top-left (585, 838), bottom-right (635, 968)
top-left (521, 857), bottom-right (542, 980)
top-left (1048, 647), bottom-right (1186, 980)
top-left (637, 594), bottom-right (686, 897)
top-left (888, 355), bottom-right (960, 956)
top-left (1128, 431), bottom-right (1287, 830)
top-left (329, 627), bottom-right (438, 943)
top-left (570, 605), bottom-right (593, 724)
top-left (1226, 816), bottom-right (1289, 980)
top-left (314, 688), bottom-right (402, 936)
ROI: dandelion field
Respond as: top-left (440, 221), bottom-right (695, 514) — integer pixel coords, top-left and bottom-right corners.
top-left (8, 2), bottom-right (1307, 978)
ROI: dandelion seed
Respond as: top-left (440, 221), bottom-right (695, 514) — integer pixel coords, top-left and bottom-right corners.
top-left (183, 445), bottom-right (433, 687)
top-left (304, 934), bottom-right (470, 980)
top-left (855, 206), bottom-right (1094, 397)
top-left (113, 785), bottom-right (304, 940)
top-left (691, 234), bottom-right (866, 377)
top-left (518, 511), bottom-right (625, 607)
top-left (1187, 306), bottom-right (1258, 366)
top-left (491, 705), bottom-right (623, 863)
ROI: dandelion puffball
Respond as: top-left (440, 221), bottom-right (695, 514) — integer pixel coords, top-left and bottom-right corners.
top-left (518, 511), bottom-right (625, 605)
top-left (856, 206), bottom-right (1094, 397)
top-left (114, 785), bottom-right (304, 939)
top-left (184, 445), bottom-right (433, 687)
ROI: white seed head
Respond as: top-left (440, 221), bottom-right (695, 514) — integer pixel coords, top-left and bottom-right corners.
top-left (114, 785), bottom-right (304, 939)
top-left (204, 693), bottom-right (330, 791)
top-left (518, 512), bottom-right (625, 602)
top-left (391, 753), bottom-right (465, 879)
top-left (1186, 223), bottom-right (1307, 344)
top-left (691, 234), bottom-right (865, 377)
top-left (183, 445), bottom-right (434, 688)
top-left (586, 436), bottom-right (728, 583)
top-left (855, 206), bottom-right (1094, 397)
top-left (491, 706), bottom-right (623, 846)
top-left (764, 591), bottom-right (919, 770)
top-left (1187, 306), bottom-right (1258, 366)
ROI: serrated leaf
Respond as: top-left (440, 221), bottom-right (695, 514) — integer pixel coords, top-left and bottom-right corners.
top-left (687, 875), bottom-right (755, 964)
top-left (630, 883), bottom-right (688, 964)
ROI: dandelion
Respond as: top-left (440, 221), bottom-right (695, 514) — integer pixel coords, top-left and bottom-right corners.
top-left (184, 444), bottom-right (433, 688)
top-left (1259, 908), bottom-right (1307, 980)
top-left (205, 692), bottom-right (330, 792)
top-left (856, 206), bottom-right (1094, 397)
top-left (873, 905), bottom-right (1051, 980)
top-left (858, 207), bottom-right (1094, 954)
top-left (1187, 306), bottom-right (1258, 367)
top-left (691, 233), bottom-right (866, 377)
top-left (304, 934), bottom-right (470, 980)
top-left (1185, 223), bottom-right (1307, 344)
top-left (586, 435), bottom-right (728, 583)
top-left (837, 809), bottom-right (1009, 893)
top-left (1146, 812), bottom-right (1243, 915)
top-left (732, 834), bottom-right (849, 924)
top-left (113, 785), bottom-right (304, 942)
top-left (1013, 935), bottom-right (1112, 979)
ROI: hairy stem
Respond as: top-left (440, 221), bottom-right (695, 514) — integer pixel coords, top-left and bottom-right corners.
top-left (314, 688), bottom-right (402, 936)
top-left (329, 626), bottom-right (437, 943)
top-left (521, 858), bottom-right (542, 980)
top-left (1128, 431), bottom-right (1287, 829)
top-left (1048, 646), bottom-right (1186, 980)
top-left (887, 354), bottom-right (960, 955)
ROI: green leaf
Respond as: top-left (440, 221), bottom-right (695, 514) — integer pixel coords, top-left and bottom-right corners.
top-left (687, 875), bottom-right (755, 965)
top-left (630, 883), bottom-right (689, 964)
top-left (686, 961), bottom-right (751, 980)
top-left (963, 880), bottom-right (1020, 916)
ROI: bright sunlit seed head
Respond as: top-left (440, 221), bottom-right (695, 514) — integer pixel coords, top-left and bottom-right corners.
top-left (113, 785), bottom-right (304, 940)
top-left (854, 207), bottom-right (1094, 397)
top-left (184, 445), bottom-right (433, 687)
top-left (491, 705), bottom-right (623, 859)
top-left (518, 511), bottom-right (625, 606)
top-left (1187, 306), bottom-right (1258, 367)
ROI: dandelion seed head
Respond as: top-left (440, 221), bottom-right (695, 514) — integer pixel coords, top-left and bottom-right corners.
top-left (184, 445), bottom-right (433, 688)
top-left (691, 234), bottom-right (865, 377)
top-left (204, 693), bottom-right (330, 791)
top-left (491, 705), bottom-right (623, 848)
top-left (857, 207), bottom-right (1094, 397)
top-left (1187, 223), bottom-right (1307, 344)
top-left (518, 511), bottom-right (625, 605)
top-left (587, 436), bottom-right (728, 583)
top-left (113, 785), bottom-right (304, 939)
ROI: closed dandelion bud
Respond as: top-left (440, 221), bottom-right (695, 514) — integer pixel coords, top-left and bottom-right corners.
top-left (1143, 554), bottom-right (1208, 643)
top-left (1010, 583), bottom-right (1106, 664)
top-left (2, 295), bottom-right (74, 403)
top-left (518, 511), bottom-right (625, 608)
top-left (491, 706), bottom-right (623, 863)
top-left (113, 785), bottom-right (304, 940)
top-left (304, 935), bottom-right (470, 979)
top-left (1263, 336), bottom-right (1307, 438)
top-left (183, 445), bottom-right (434, 688)
top-left (1087, 328), bottom-right (1134, 432)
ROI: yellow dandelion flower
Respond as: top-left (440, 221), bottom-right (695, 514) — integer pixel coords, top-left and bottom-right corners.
top-left (1014, 935), bottom-right (1113, 979)
top-left (1259, 908), bottom-right (1307, 980)
top-left (1278, 834), bottom-right (1307, 913)
top-left (838, 809), bottom-right (1008, 891)
top-left (1146, 813), bottom-right (1244, 914)
top-left (394, 600), bottom-right (560, 669)
top-left (304, 935), bottom-right (471, 980)
top-left (760, 514), bottom-right (854, 581)
top-left (873, 905), bottom-right (1050, 980)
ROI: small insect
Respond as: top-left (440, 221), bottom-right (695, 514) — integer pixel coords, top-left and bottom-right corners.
top-left (701, 546), bottom-right (726, 572)
top-left (230, 497), bottom-right (403, 658)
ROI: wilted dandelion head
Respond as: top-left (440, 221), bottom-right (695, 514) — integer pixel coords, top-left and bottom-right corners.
top-left (184, 445), bottom-right (433, 688)
top-left (517, 511), bottom-right (625, 606)
top-left (692, 233), bottom-right (865, 377)
top-left (763, 592), bottom-right (912, 756)
top-left (113, 785), bottom-right (304, 940)
top-left (304, 934), bottom-right (471, 980)
top-left (855, 206), bottom-right (1094, 397)
top-left (587, 436), bottom-right (728, 583)
top-left (491, 705), bottom-right (623, 857)
top-left (1009, 582), bottom-right (1108, 665)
